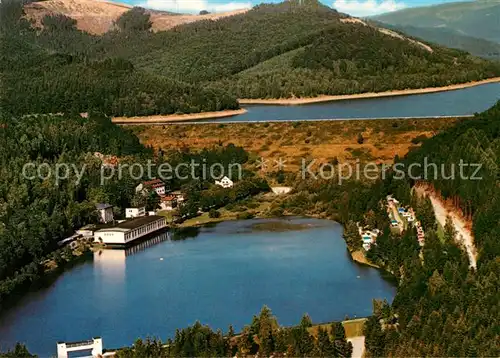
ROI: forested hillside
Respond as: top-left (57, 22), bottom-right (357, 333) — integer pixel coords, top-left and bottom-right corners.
top-left (0, 112), bottom-right (150, 308)
top-left (9, 0), bottom-right (500, 103)
top-left (128, 0), bottom-right (500, 99)
top-left (0, 1), bottom-right (238, 117)
top-left (362, 102), bottom-right (500, 356)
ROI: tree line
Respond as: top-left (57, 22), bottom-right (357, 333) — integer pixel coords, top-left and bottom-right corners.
top-left (116, 306), bottom-right (353, 358)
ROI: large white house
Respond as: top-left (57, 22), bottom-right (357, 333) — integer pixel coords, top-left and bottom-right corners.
top-left (215, 176), bottom-right (234, 189)
top-left (94, 216), bottom-right (167, 246)
top-left (136, 179), bottom-right (167, 196)
top-left (96, 203), bottom-right (114, 224)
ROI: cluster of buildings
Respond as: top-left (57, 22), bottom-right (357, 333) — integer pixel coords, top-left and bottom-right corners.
top-left (360, 228), bottom-right (381, 251)
top-left (75, 205), bottom-right (167, 246)
top-left (135, 178), bottom-right (184, 211)
top-left (387, 195), bottom-right (425, 247)
top-left (60, 176), bottom-right (236, 248)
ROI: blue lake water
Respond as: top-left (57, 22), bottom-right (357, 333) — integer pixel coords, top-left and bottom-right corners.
top-left (213, 82), bottom-right (500, 122)
top-left (0, 218), bottom-right (395, 356)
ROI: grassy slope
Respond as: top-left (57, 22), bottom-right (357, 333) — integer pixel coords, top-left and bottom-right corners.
top-left (373, 0), bottom-right (500, 44)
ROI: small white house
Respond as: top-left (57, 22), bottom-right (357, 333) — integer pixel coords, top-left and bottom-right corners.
top-left (126, 207), bottom-right (146, 219)
top-left (96, 203), bottom-right (114, 224)
top-left (160, 195), bottom-right (177, 211)
top-left (271, 187), bottom-right (292, 195)
top-left (215, 176), bottom-right (234, 189)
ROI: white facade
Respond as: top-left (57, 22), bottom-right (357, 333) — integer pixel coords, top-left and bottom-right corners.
top-left (57, 337), bottom-right (102, 358)
top-left (271, 186), bottom-right (292, 195)
top-left (160, 198), bottom-right (177, 211)
top-left (126, 207), bottom-right (146, 219)
top-left (215, 176), bottom-right (234, 188)
top-left (94, 216), bottom-right (167, 245)
top-left (136, 180), bottom-right (166, 196)
top-left (96, 204), bottom-right (114, 224)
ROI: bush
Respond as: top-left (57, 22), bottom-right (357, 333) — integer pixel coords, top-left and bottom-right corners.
top-left (357, 133), bottom-right (364, 144)
top-left (411, 134), bottom-right (428, 145)
top-left (209, 209), bottom-right (221, 218)
top-left (237, 212), bottom-right (255, 220)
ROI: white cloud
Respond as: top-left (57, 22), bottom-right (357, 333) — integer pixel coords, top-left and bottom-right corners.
top-left (332, 0), bottom-right (406, 17)
top-left (212, 1), bottom-right (251, 12)
top-left (141, 0), bottom-right (250, 13)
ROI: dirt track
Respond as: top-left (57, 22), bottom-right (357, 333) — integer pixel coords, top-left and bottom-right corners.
top-left (415, 185), bottom-right (477, 269)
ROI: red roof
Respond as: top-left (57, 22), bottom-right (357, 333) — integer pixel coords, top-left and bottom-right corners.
top-left (144, 179), bottom-right (164, 188)
top-left (161, 195), bottom-right (176, 202)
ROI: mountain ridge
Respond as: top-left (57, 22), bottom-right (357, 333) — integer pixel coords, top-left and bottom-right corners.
top-left (373, 0), bottom-right (500, 44)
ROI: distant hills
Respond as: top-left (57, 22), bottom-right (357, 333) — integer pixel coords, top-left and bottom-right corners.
top-left (372, 0), bottom-right (500, 59)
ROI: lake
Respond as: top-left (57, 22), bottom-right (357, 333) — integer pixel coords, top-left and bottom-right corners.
top-left (213, 82), bottom-right (500, 122)
top-left (0, 218), bottom-right (396, 356)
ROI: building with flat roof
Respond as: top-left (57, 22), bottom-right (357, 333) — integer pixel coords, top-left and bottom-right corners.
top-left (126, 207), bottom-right (146, 219)
top-left (94, 216), bottom-right (167, 246)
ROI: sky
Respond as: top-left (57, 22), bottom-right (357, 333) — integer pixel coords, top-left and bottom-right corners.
top-left (121, 0), bottom-right (465, 17)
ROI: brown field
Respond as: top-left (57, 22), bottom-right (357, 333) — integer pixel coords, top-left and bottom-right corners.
top-left (133, 117), bottom-right (460, 171)
top-left (25, 0), bottom-right (249, 35)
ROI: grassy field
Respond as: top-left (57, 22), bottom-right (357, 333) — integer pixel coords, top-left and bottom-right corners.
top-left (309, 318), bottom-right (367, 338)
top-left (163, 194), bottom-right (276, 228)
top-left (133, 118), bottom-right (459, 172)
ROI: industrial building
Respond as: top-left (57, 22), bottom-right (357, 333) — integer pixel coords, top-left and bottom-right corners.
top-left (94, 216), bottom-right (167, 246)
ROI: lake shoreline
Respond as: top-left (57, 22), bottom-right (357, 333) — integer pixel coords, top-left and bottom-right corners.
top-left (178, 211), bottom-right (382, 269)
top-left (112, 108), bottom-right (247, 124)
top-left (238, 77), bottom-right (500, 105)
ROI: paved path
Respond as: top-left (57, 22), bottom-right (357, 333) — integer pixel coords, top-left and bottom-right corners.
top-left (348, 336), bottom-right (365, 358)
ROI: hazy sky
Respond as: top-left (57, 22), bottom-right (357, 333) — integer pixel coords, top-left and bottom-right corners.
top-left (121, 0), bottom-right (465, 16)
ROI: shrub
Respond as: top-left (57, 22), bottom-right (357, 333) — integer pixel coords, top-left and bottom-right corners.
top-left (411, 134), bottom-right (428, 145)
top-left (237, 212), bottom-right (254, 220)
top-left (209, 209), bottom-right (221, 218)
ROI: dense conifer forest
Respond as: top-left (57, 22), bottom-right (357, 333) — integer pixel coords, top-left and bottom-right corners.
top-left (116, 307), bottom-right (353, 357)
top-left (273, 101), bottom-right (500, 356)
top-left (0, 1), bottom-right (239, 117)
